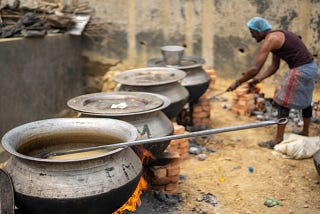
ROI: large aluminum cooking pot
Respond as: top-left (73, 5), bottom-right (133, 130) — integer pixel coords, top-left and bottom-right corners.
top-left (67, 92), bottom-right (174, 156)
top-left (113, 67), bottom-right (189, 119)
top-left (147, 56), bottom-right (211, 102)
top-left (1, 118), bottom-right (142, 214)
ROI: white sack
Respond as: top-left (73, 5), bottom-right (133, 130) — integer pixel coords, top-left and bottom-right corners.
top-left (273, 133), bottom-right (320, 159)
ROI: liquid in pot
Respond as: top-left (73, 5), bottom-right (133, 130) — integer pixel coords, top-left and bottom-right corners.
top-left (16, 133), bottom-right (123, 160)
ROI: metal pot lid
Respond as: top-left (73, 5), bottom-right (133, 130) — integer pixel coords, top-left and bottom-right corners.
top-left (147, 56), bottom-right (206, 69)
top-left (67, 92), bottom-right (171, 116)
top-left (113, 67), bottom-right (186, 86)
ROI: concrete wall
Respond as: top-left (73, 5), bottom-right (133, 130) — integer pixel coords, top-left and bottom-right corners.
top-left (9, 0), bottom-right (319, 87)
top-left (77, 0), bottom-right (320, 79)
top-left (0, 35), bottom-right (84, 138)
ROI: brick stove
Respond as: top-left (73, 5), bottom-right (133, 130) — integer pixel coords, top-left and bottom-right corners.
top-left (143, 68), bottom-right (216, 194)
top-left (143, 122), bottom-right (188, 194)
top-left (193, 68), bottom-right (216, 128)
top-left (177, 68), bottom-right (216, 129)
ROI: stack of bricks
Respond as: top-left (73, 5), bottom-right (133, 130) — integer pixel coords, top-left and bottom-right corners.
top-left (143, 122), bottom-right (190, 194)
top-left (316, 101), bottom-right (320, 119)
top-left (144, 152), bottom-right (180, 194)
top-left (191, 68), bottom-right (216, 128)
top-left (165, 122), bottom-right (189, 159)
top-left (231, 83), bottom-right (261, 116)
top-left (205, 68), bottom-right (217, 97)
top-left (192, 92), bottom-right (212, 127)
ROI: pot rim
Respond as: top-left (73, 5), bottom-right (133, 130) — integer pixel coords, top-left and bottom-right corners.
top-left (1, 118), bottom-right (138, 163)
top-left (147, 55), bottom-right (206, 69)
top-left (113, 67), bottom-right (186, 86)
top-left (67, 92), bottom-right (171, 116)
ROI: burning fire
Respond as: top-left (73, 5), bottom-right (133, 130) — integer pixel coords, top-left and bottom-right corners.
top-left (113, 145), bottom-right (154, 213)
top-left (133, 145), bottom-right (156, 162)
top-left (113, 176), bottom-right (148, 213)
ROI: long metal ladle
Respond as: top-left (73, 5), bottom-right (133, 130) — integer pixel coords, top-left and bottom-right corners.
top-left (42, 118), bottom-right (288, 159)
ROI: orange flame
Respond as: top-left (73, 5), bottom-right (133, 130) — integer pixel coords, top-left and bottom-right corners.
top-left (134, 145), bottom-right (155, 162)
top-left (112, 175), bottom-right (148, 213)
top-left (113, 145), bottom-right (153, 213)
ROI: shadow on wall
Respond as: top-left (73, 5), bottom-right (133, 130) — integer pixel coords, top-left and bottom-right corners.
top-left (0, 34), bottom-right (84, 138)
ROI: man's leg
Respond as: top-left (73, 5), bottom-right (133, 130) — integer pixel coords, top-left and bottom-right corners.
top-left (300, 105), bottom-right (312, 136)
top-left (274, 106), bottom-right (290, 145)
top-left (274, 123), bottom-right (286, 144)
top-left (258, 105), bottom-right (289, 148)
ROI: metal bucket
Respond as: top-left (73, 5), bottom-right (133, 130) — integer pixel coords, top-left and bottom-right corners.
top-left (160, 45), bottom-right (184, 66)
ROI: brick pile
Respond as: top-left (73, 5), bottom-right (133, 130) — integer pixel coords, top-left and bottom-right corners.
top-left (231, 83), bottom-right (261, 116)
top-left (165, 122), bottom-right (189, 159)
top-left (316, 101), bottom-right (320, 119)
top-left (205, 68), bottom-right (217, 96)
top-left (191, 68), bottom-right (216, 128)
top-left (192, 92), bottom-right (212, 127)
top-left (144, 152), bottom-right (180, 194)
top-left (141, 122), bottom-right (189, 194)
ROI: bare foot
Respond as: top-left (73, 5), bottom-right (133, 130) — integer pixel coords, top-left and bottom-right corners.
top-left (258, 139), bottom-right (282, 149)
top-left (293, 130), bottom-right (309, 136)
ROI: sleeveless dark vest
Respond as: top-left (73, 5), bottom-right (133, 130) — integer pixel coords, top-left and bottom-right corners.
top-left (270, 30), bottom-right (313, 69)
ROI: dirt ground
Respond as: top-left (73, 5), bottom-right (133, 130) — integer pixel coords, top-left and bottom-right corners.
top-left (1, 72), bottom-right (319, 214)
top-left (175, 78), bottom-right (320, 213)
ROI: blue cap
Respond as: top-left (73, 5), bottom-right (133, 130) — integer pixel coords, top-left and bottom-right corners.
top-left (247, 17), bottom-right (272, 32)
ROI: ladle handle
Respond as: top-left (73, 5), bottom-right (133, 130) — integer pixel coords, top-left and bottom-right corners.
top-left (44, 118), bottom-right (288, 158)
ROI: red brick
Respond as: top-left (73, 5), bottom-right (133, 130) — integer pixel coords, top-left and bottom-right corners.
top-left (165, 182), bottom-right (179, 191)
top-left (167, 166), bottom-right (180, 177)
top-left (179, 145), bottom-right (189, 153)
top-left (165, 189), bottom-right (178, 194)
top-left (195, 111), bottom-right (210, 118)
top-left (151, 175), bottom-right (179, 185)
top-left (192, 118), bottom-right (201, 124)
top-left (202, 105), bottom-right (211, 112)
top-left (149, 185), bottom-right (165, 191)
top-left (150, 167), bottom-right (167, 178)
top-left (180, 153), bottom-right (189, 159)
top-left (193, 105), bottom-right (203, 113)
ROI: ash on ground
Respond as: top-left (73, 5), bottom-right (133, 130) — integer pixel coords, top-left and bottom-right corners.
top-left (134, 190), bottom-right (183, 214)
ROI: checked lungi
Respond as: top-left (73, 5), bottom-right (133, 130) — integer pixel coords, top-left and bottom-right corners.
top-left (274, 60), bottom-right (318, 109)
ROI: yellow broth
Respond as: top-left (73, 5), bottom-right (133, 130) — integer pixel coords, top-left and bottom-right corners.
top-left (46, 148), bottom-right (113, 160)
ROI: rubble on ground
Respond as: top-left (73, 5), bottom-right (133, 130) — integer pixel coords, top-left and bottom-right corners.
top-left (220, 82), bottom-right (320, 128)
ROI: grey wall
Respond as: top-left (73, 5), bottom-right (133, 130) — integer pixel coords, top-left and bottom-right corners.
top-left (8, 0), bottom-right (320, 89)
top-left (77, 0), bottom-right (320, 79)
top-left (0, 35), bottom-right (84, 138)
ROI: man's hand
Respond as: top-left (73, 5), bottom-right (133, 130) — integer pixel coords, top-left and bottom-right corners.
top-left (226, 80), bottom-right (241, 91)
top-left (248, 77), bottom-right (260, 86)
